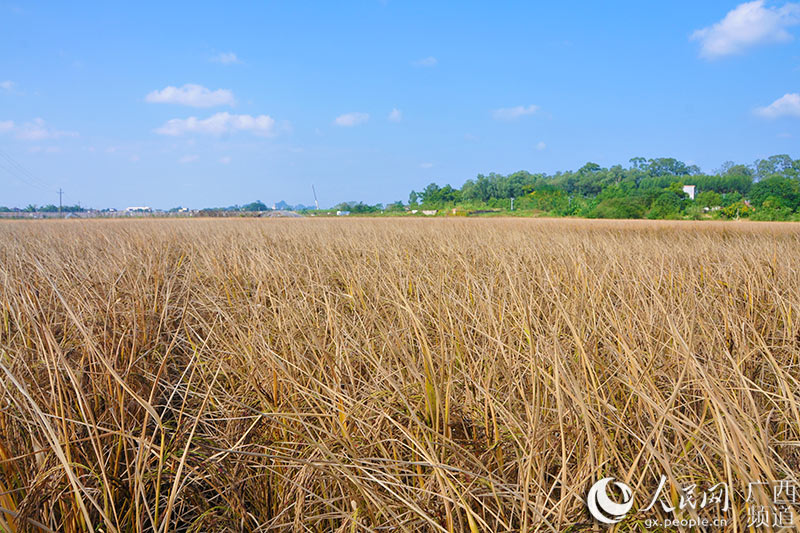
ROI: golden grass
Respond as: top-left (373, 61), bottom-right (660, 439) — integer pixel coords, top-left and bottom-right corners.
top-left (0, 217), bottom-right (799, 531)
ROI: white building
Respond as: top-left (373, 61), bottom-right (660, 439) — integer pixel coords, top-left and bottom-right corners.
top-left (682, 185), bottom-right (696, 200)
top-left (125, 206), bottom-right (152, 212)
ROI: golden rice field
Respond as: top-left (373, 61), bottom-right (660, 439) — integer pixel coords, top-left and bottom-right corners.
top-left (1, 218), bottom-right (799, 532)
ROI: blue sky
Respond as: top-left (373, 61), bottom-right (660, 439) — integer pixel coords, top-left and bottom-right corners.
top-left (1, 1), bottom-right (800, 209)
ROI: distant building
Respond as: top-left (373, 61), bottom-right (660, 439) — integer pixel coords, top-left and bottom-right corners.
top-left (682, 185), bottom-right (696, 200)
top-left (336, 210), bottom-right (350, 216)
top-left (125, 206), bottom-right (152, 212)
top-left (422, 210), bottom-right (438, 216)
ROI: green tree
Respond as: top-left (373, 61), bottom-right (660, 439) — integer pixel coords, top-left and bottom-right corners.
top-left (646, 158), bottom-right (692, 176)
top-left (695, 190), bottom-right (722, 208)
top-left (629, 157), bottom-right (647, 170)
top-left (386, 201), bottom-right (405, 212)
top-left (749, 176), bottom-right (800, 210)
top-left (242, 200), bottom-right (268, 211)
top-left (647, 191), bottom-right (684, 219)
top-left (754, 154), bottom-right (797, 180)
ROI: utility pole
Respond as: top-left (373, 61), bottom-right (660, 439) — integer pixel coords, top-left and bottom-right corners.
top-left (312, 184), bottom-right (319, 210)
top-left (58, 188), bottom-right (63, 218)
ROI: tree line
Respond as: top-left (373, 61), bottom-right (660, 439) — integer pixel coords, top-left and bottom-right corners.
top-left (402, 155), bottom-right (800, 220)
top-left (4, 155), bottom-right (799, 219)
top-left (0, 204), bottom-right (86, 213)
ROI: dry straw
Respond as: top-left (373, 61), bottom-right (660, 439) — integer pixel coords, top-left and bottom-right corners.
top-left (0, 218), bottom-right (798, 531)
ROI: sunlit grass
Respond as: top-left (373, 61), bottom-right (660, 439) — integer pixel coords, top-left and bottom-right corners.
top-left (0, 217), bottom-right (798, 531)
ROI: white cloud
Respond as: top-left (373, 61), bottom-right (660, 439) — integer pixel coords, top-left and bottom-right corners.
top-left (334, 112), bottom-right (369, 127)
top-left (0, 81), bottom-right (13, 90)
top-left (129, 154), bottom-right (140, 162)
top-left (420, 162), bottom-right (433, 168)
top-left (2, 118), bottom-right (79, 140)
top-left (412, 56), bottom-right (438, 67)
top-left (691, 1), bottom-right (800, 59)
top-left (755, 92), bottom-right (800, 118)
top-left (155, 112), bottom-right (277, 136)
top-left (211, 52), bottom-right (241, 64)
top-left (219, 156), bottom-right (232, 164)
top-left (492, 104), bottom-right (539, 120)
top-left (146, 84), bottom-right (235, 107)
top-left (388, 108), bottom-right (402, 122)
top-left (536, 141), bottom-right (546, 151)
top-left (179, 154), bottom-right (198, 163)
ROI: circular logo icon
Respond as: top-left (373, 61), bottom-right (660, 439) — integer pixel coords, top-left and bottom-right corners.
top-left (587, 477), bottom-right (634, 524)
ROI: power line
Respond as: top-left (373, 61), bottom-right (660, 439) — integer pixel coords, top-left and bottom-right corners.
top-left (0, 149), bottom-right (51, 188)
top-left (0, 148), bottom-right (55, 192)
top-left (0, 158), bottom-right (49, 191)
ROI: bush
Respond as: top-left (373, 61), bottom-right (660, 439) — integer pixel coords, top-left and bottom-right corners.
top-left (586, 197), bottom-right (645, 219)
top-left (750, 206), bottom-right (793, 221)
top-left (695, 190), bottom-right (722, 208)
top-left (646, 191), bottom-right (684, 219)
top-left (684, 204), bottom-right (704, 220)
top-left (721, 200), bottom-right (753, 219)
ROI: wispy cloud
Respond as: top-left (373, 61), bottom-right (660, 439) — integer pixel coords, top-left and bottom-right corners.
top-left (388, 108), bottom-right (402, 122)
top-left (492, 104), bottom-right (539, 120)
top-left (0, 80), bottom-right (13, 90)
top-left (412, 56), bottom-right (437, 67)
top-left (155, 112), bottom-right (277, 136)
top-left (146, 84), bottom-right (235, 107)
top-left (334, 112), bottom-right (369, 127)
top-left (179, 154), bottom-right (198, 163)
top-left (691, 1), bottom-right (800, 59)
top-left (420, 162), bottom-right (433, 169)
top-left (0, 118), bottom-right (78, 140)
top-left (211, 52), bottom-right (241, 64)
top-left (536, 141), bottom-right (547, 151)
top-left (219, 156), bottom-right (232, 164)
top-left (755, 93), bottom-right (800, 118)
